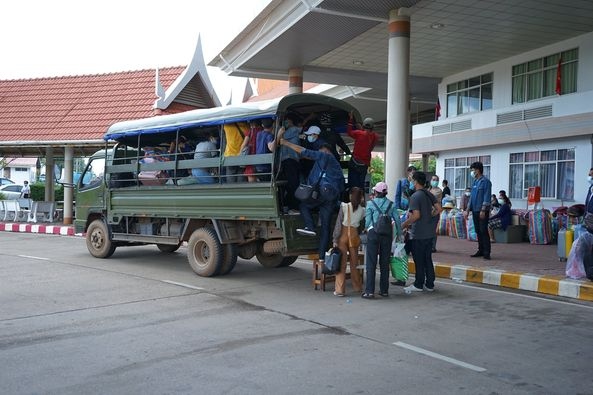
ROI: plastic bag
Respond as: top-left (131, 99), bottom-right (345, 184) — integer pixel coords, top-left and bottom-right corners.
top-left (323, 248), bottom-right (341, 275)
top-left (390, 255), bottom-right (409, 281)
top-left (565, 232), bottom-right (593, 279)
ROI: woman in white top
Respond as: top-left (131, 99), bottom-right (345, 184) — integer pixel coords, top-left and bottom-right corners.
top-left (331, 187), bottom-right (366, 296)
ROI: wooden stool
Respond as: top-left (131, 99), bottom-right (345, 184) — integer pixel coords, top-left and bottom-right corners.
top-left (312, 253), bottom-right (364, 291)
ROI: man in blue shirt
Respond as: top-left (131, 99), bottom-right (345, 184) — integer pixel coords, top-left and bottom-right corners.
top-left (464, 161), bottom-right (492, 260)
top-left (277, 113), bottom-right (302, 214)
top-left (279, 138), bottom-right (345, 262)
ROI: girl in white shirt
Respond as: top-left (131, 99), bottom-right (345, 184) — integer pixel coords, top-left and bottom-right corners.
top-left (332, 187), bottom-right (366, 296)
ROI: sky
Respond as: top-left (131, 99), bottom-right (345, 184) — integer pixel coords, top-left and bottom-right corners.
top-left (0, 0), bottom-right (272, 101)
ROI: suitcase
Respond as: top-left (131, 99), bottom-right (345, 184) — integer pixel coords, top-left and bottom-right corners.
top-left (557, 228), bottom-right (574, 261)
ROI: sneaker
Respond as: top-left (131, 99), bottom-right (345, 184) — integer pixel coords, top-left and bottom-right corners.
top-left (296, 227), bottom-right (316, 236)
top-left (379, 292), bottom-right (389, 297)
top-left (403, 285), bottom-right (423, 293)
top-left (288, 209), bottom-right (301, 215)
top-left (333, 291), bottom-right (345, 297)
top-left (423, 286), bottom-right (435, 292)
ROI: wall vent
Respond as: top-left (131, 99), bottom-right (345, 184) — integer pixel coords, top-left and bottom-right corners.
top-left (432, 124), bottom-right (451, 135)
top-left (451, 119), bottom-right (472, 132)
top-left (497, 105), bottom-right (553, 125)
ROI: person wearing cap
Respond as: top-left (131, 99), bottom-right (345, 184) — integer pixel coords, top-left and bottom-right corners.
top-left (279, 138), bottom-right (345, 263)
top-left (346, 113), bottom-right (378, 191)
top-left (361, 181), bottom-right (401, 299)
top-left (394, 166), bottom-right (417, 210)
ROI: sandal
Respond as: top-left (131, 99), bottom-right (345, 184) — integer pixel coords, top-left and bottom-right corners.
top-left (361, 293), bottom-right (375, 299)
top-left (333, 291), bottom-right (345, 297)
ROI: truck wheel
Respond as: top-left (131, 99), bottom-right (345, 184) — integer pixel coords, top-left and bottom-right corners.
top-left (219, 244), bottom-right (238, 275)
top-left (256, 252), bottom-right (293, 268)
top-left (157, 243), bottom-right (181, 253)
top-left (187, 227), bottom-right (223, 277)
top-left (86, 219), bottom-right (116, 258)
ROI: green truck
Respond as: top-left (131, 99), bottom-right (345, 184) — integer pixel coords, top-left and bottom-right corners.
top-left (75, 93), bottom-right (361, 277)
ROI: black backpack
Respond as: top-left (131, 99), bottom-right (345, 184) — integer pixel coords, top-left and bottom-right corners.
top-left (372, 200), bottom-right (393, 237)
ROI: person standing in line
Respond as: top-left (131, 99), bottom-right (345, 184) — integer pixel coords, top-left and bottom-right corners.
top-left (346, 113), bottom-right (378, 191)
top-left (464, 161), bottom-right (492, 260)
top-left (429, 174), bottom-right (443, 253)
top-left (442, 179), bottom-right (451, 197)
top-left (402, 171), bottom-right (442, 293)
top-left (279, 139), bottom-right (345, 265)
top-left (361, 182), bottom-right (401, 299)
top-left (332, 187), bottom-right (365, 297)
top-left (394, 166), bottom-right (417, 210)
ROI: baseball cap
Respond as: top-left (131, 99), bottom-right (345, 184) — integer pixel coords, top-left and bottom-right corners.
top-left (373, 181), bottom-right (388, 193)
top-left (304, 125), bottom-right (321, 135)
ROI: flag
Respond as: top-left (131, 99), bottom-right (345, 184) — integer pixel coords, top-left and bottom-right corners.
top-left (435, 99), bottom-right (441, 120)
top-left (555, 57), bottom-right (562, 95)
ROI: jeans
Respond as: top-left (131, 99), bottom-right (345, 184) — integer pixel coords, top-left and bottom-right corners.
top-left (300, 195), bottom-right (337, 259)
top-left (364, 229), bottom-right (391, 295)
top-left (191, 168), bottom-right (215, 184)
top-left (472, 211), bottom-right (491, 256)
top-left (410, 238), bottom-right (435, 289)
top-left (280, 158), bottom-right (300, 210)
top-left (347, 159), bottom-right (368, 191)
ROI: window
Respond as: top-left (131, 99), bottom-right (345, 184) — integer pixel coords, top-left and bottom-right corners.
top-left (512, 48), bottom-right (578, 104)
top-left (446, 73), bottom-right (493, 117)
top-left (14, 167), bottom-right (28, 172)
top-left (444, 155), bottom-right (491, 198)
top-left (509, 148), bottom-right (574, 200)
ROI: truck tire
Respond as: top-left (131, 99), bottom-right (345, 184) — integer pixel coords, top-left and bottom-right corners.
top-left (187, 227), bottom-right (223, 277)
top-left (256, 252), bottom-right (296, 268)
top-left (86, 219), bottom-right (116, 258)
top-left (219, 244), bottom-right (238, 275)
top-left (157, 243), bottom-right (181, 253)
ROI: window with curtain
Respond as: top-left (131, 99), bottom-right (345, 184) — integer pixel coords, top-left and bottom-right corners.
top-left (512, 48), bottom-right (578, 104)
top-left (508, 148), bottom-right (574, 200)
top-left (446, 73), bottom-right (493, 117)
top-left (444, 155), bottom-right (491, 198)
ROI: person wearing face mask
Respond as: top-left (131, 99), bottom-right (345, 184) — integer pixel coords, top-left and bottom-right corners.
top-left (429, 175), bottom-right (443, 252)
top-left (394, 166), bottom-right (417, 210)
top-left (487, 192), bottom-right (512, 243)
top-left (299, 125), bottom-right (327, 181)
top-left (192, 131), bottom-right (220, 184)
top-left (464, 161), bottom-right (492, 259)
top-left (346, 114), bottom-right (378, 190)
top-left (401, 171), bottom-right (442, 293)
top-left (255, 118), bottom-right (277, 181)
top-left (276, 113), bottom-right (303, 214)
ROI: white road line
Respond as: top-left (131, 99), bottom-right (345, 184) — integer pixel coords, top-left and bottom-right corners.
top-left (161, 280), bottom-right (204, 291)
top-left (393, 341), bottom-right (487, 372)
top-left (17, 255), bottom-right (49, 261)
top-left (435, 279), bottom-right (593, 311)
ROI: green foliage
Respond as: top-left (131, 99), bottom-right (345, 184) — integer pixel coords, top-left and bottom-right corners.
top-left (410, 157), bottom-right (437, 173)
top-left (30, 183), bottom-right (64, 201)
top-left (0, 192), bottom-right (6, 200)
top-left (369, 156), bottom-right (385, 186)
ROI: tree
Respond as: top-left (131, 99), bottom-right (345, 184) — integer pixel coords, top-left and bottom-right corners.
top-left (369, 156), bottom-right (384, 186)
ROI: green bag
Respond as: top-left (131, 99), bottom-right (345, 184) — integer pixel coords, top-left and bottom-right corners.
top-left (390, 253), bottom-right (409, 282)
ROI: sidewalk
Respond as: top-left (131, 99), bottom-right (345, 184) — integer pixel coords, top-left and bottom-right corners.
top-left (1, 221), bottom-right (592, 301)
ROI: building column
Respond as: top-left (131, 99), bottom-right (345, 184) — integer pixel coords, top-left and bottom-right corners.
top-left (45, 147), bottom-right (55, 202)
top-left (288, 68), bottom-right (303, 94)
top-left (63, 146), bottom-right (74, 225)
top-left (385, 9), bottom-right (410, 194)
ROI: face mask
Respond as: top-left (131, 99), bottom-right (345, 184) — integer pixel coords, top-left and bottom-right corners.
top-left (588, 176), bottom-right (593, 184)
top-left (283, 120), bottom-right (289, 128)
top-left (307, 135), bottom-right (317, 143)
top-left (498, 199), bottom-right (504, 205)
top-left (470, 170), bottom-right (476, 178)
top-left (465, 192), bottom-right (471, 196)
top-left (430, 181), bottom-right (438, 187)
top-left (409, 181), bottom-right (415, 191)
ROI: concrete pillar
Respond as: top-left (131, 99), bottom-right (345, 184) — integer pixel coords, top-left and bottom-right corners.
top-left (288, 68), bottom-right (303, 94)
top-left (63, 146), bottom-right (74, 225)
top-left (385, 9), bottom-right (410, 195)
top-left (45, 147), bottom-right (55, 202)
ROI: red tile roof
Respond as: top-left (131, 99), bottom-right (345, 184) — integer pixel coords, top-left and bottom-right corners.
top-left (247, 80), bottom-right (318, 102)
top-left (0, 67), bottom-right (189, 143)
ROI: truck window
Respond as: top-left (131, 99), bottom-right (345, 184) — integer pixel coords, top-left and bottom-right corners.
top-left (79, 157), bottom-right (105, 190)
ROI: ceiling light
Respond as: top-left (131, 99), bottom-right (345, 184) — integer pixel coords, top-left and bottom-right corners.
top-left (353, 60), bottom-right (364, 65)
top-left (430, 23), bottom-right (444, 29)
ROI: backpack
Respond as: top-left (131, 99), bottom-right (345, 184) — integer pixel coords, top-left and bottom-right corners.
top-left (371, 200), bottom-right (393, 237)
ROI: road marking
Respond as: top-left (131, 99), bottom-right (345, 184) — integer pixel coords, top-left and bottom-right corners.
top-left (161, 280), bottom-right (204, 291)
top-left (436, 279), bottom-right (593, 311)
top-left (393, 341), bottom-right (487, 372)
top-left (18, 255), bottom-right (49, 261)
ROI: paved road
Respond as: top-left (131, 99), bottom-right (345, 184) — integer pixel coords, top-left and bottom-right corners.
top-left (1, 232), bottom-right (592, 395)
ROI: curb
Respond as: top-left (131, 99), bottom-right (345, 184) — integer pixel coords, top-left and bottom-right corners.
top-left (408, 261), bottom-right (593, 302)
top-left (2, 223), bottom-right (592, 302)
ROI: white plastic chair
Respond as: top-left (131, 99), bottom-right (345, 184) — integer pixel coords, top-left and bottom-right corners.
top-left (3, 200), bottom-right (19, 222)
